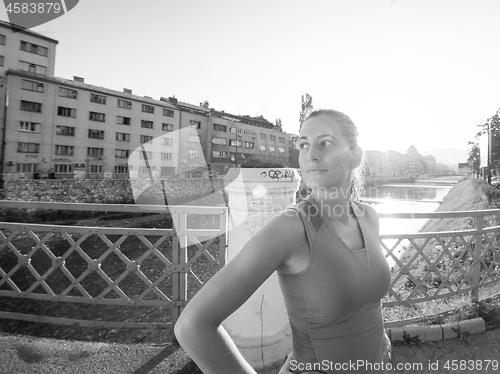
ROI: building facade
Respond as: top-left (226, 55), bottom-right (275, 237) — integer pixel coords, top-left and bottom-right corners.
top-left (0, 22), bottom-right (291, 182)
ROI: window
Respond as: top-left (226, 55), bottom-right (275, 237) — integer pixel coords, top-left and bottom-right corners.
top-left (139, 151), bottom-right (153, 160)
top-left (0, 55), bottom-right (3, 66)
top-left (213, 123), bottom-right (227, 132)
top-left (189, 149), bottom-right (200, 157)
top-left (87, 147), bottom-right (104, 157)
top-left (20, 40), bottom-right (48, 56)
top-left (89, 112), bottom-right (105, 122)
top-left (270, 135), bottom-right (276, 141)
top-left (56, 126), bottom-right (75, 136)
top-left (118, 99), bottom-right (132, 109)
top-left (20, 100), bottom-right (42, 112)
top-left (90, 93), bottom-right (107, 104)
top-left (59, 87), bottom-right (78, 99)
top-left (89, 165), bottom-right (103, 174)
top-left (230, 128), bottom-right (242, 135)
top-left (142, 104), bottom-right (154, 113)
top-left (190, 120), bottom-right (201, 129)
top-left (141, 120), bottom-right (153, 129)
top-left (54, 164), bottom-right (73, 173)
top-left (140, 135), bottom-right (153, 144)
top-left (16, 163), bottom-right (38, 173)
top-left (115, 149), bottom-right (129, 158)
top-left (244, 130), bottom-right (256, 136)
top-left (0, 34), bottom-right (5, 45)
top-left (212, 137), bottom-right (227, 145)
top-left (88, 129), bottom-right (105, 139)
top-left (279, 137), bottom-right (285, 143)
top-left (114, 165), bottom-right (128, 174)
top-left (139, 166), bottom-right (151, 174)
top-left (116, 132), bottom-right (130, 142)
top-left (19, 60), bottom-right (46, 75)
top-left (19, 121), bottom-right (40, 132)
top-left (163, 108), bottom-right (174, 117)
top-left (117, 116), bottom-right (131, 125)
top-left (162, 123), bottom-right (173, 131)
top-left (21, 79), bottom-right (44, 93)
top-left (243, 142), bottom-right (254, 148)
top-left (212, 151), bottom-right (227, 158)
top-left (230, 139), bottom-right (242, 147)
top-left (259, 145), bottom-right (266, 151)
top-left (269, 146), bottom-right (275, 152)
top-left (162, 138), bottom-right (173, 146)
top-left (58, 106), bottom-right (76, 118)
top-left (260, 133), bottom-right (267, 139)
top-left (189, 135), bottom-right (200, 143)
top-left (55, 145), bottom-right (74, 155)
top-left (161, 152), bottom-right (172, 160)
top-left (18, 142), bottom-right (39, 153)
top-left (279, 147), bottom-right (285, 153)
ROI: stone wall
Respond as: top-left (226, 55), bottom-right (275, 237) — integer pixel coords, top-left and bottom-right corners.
top-left (0, 178), bottom-right (227, 205)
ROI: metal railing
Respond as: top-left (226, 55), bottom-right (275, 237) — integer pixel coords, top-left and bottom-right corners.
top-left (380, 209), bottom-right (500, 327)
top-left (1, 201), bottom-right (500, 331)
top-left (0, 201), bottom-right (227, 333)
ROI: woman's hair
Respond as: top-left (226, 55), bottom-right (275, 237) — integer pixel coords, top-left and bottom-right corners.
top-left (302, 108), bottom-right (365, 201)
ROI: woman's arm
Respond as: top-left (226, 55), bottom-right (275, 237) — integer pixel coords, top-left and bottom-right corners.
top-left (174, 210), bottom-right (307, 374)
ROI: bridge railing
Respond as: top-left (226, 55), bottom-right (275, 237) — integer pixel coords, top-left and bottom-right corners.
top-left (0, 200), bottom-right (227, 333)
top-left (379, 209), bottom-right (500, 327)
top-left (1, 201), bottom-right (500, 331)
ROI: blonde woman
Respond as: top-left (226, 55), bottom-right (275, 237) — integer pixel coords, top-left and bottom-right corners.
top-left (175, 109), bottom-right (391, 374)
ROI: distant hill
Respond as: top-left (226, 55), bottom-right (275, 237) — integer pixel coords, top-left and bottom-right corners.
top-left (421, 148), bottom-right (468, 168)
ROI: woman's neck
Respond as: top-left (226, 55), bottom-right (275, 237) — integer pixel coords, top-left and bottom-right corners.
top-left (310, 188), bottom-right (353, 223)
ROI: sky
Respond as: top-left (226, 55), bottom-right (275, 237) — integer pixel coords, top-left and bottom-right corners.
top-left (2, 0), bottom-right (500, 156)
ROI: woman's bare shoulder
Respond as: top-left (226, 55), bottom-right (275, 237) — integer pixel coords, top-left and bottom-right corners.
top-left (254, 208), bottom-right (309, 273)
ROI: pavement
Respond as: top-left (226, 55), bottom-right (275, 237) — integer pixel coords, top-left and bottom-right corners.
top-left (1, 319), bottom-right (499, 374)
top-left (0, 332), bottom-right (194, 374)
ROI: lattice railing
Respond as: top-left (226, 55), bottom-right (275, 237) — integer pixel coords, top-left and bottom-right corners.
top-left (0, 201), bottom-right (227, 332)
top-left (2, 201), bottom-right (500, 331)
top-left (380, 209), bottom-right (500, 327)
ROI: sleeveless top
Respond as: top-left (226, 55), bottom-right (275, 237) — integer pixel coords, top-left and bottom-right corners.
top-left (278, 196), bottom-right (391, 374)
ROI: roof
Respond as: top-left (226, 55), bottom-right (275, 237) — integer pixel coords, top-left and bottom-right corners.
top-left (6, 70), bottom-right (177, 109)
top-left (0, 19), bottom-right (59, 44)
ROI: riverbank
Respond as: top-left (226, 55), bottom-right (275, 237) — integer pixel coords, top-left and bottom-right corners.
top-left (420, 177), bottom-right (494, 233)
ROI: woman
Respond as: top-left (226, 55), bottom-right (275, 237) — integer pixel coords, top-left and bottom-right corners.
top-left (174, 109), bottom-right (392, 373)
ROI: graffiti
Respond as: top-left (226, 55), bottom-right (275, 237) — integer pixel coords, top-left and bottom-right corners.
top-left (260, 169), bottom-right (295, 182)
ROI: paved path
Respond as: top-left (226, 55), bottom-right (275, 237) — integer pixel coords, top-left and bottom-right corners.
top-left (0, 332), bottom-right (192, 374)
top-left (2, 327), bottom-right (500, 374)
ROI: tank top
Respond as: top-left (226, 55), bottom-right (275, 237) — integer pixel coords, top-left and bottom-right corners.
top-left (278, 195), bottom-right (391, 374)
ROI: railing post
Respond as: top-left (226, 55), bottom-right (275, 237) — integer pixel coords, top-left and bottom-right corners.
top-left (222, 167), bottom-right (300, 370)
top-left (171, 211), bottom-right (187, 326)
top-left (472, 214), bottom-right (483, 304)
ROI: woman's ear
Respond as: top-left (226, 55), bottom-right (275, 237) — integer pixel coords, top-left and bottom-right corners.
top-left (351, 146), bottom-right (362, 169)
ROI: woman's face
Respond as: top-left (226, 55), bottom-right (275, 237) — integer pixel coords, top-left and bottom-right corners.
top-left (297, 114), bottom-right (358, 193)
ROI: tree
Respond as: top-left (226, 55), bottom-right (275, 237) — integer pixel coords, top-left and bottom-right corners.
top-left (299, 93), bottom-right (313, 131)
top-left (476, 110), bottom-right (500, 171)
top-left (467, 141), bottom-right (480, 176)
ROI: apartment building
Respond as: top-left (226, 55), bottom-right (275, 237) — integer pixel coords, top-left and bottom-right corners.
top-left (0, 21), bottom-right (291, 182)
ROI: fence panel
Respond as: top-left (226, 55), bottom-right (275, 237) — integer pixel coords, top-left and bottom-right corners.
top-left (0, 201), bottom-right (227, 333)
top-left (379, 209), bottom-right (500, 327)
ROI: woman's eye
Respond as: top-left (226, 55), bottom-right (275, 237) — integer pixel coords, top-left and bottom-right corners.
top-left (320, 140), bottom-right (334, 147)
top-left (297, 142), bottom-right (309, 150)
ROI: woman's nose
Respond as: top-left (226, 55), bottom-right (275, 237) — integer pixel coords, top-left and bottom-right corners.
top-left (307, 146), bottom-right (320, 161)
